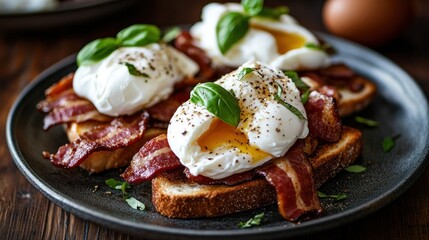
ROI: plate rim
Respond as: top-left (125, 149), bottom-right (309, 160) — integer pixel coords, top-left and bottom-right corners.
top-left (6, 33), bottom-right (429, 239)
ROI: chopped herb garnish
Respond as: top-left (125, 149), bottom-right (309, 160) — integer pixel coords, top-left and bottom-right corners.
top-left (355, 116), bottom-right (379, 127)
top-left (274, 82), bottom-right (306, 120)
top-left (121, 62), bottom-right (150, 78)
top-left (257, 6), bottom-right (289, 19)
top-left (305, 43), bottom-right (324, 51)
top-left (344, 165), bottom-right (366, 173)
top-left (300, 88), bottom-right (311, 104)
top-left (283, 70), bottom-right (310, 104)
top-left (383, 135), bottom-right (400, 153)
top-left (125, 197), bottom-right (146, 210)
top-left (105, 178), bottom-right (129, 191)
top-left (318, 191), bottom-right (347, 201)
top-left (105, 178), bottom-right (145, 211)
top-left (238, 213), bottom-right (264, 228)
top-left (162, 26), bottom-right (182, 43)
top-left (283, 70), bottom-right (309, 91)
top-left (237, 67), bottom-right (256, 80)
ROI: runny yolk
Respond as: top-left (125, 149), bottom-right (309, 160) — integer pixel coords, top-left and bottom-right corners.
top-left (252, 25), bottom-right (306, 54)
top-left (197, 119), bottom-right (271, 164)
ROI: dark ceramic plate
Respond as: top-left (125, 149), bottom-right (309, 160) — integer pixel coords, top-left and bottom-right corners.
top-left (0, 0), bottom-right (137, 31)
top-left (6, 33), bottom-right (429, 239)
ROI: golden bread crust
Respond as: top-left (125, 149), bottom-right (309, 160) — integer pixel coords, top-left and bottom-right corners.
top-left (66, 122), bottom-right (165, 173)
top-left (151, 126), bottom-right (363, 218)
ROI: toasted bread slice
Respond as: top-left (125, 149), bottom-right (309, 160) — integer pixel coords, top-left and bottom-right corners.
top-left (66, 121), bottom-right (166, 173)
top-left (337, 79), bottom-right (377, 117)
top-left (151, 126), bottom-right (362, 218)
top-left (303, 76), bottom-right (377, 117)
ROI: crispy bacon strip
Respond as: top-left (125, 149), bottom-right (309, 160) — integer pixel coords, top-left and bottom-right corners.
top-left (305, 91), bottom-right (341, 142)
top-left (147, 86), bottom-right (192, 123)
top-left (37, 73), bottom-right (112, 129)
top-left (174, 31), bottom-right (214, 80)
top-left (257, 141), bottom-right (322, 222)
top-left (121, 134), bottom-right (181, 183)
top-left (43, 112), bottom-right (149, 168)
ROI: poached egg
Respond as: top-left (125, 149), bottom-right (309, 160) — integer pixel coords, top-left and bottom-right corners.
top-left (73, 43), bottom-right (199, 117)
top-left (167, 61), bottom-right (309, 179)
top-left (190, 2), bottom-right (330, 71)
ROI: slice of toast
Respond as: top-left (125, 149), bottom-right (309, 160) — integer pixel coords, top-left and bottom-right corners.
top-left (65, 121), bottom-right (166, 173)
top-left (302, 76), bottom-right (377, 117)
top-left (151, 126), bottom-right (362, 218)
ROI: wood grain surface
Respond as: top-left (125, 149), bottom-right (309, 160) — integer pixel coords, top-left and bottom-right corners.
top-left (1, 0), bottom-right (428, 239)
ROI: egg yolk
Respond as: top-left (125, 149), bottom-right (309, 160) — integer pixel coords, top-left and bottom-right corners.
top-left (197, 119), bottom-right (271, 164)
top-left (252, 25), bottom-right (306, 54)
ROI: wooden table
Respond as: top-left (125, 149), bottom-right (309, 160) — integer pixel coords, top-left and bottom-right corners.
top-left (1, 0), bottom-right (428, 239)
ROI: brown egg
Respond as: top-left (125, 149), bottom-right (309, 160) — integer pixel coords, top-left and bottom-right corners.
top-left (323, 0), bottom-right (414, 46)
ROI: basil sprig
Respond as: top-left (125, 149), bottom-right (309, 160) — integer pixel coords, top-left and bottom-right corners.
top-left (216, 0), bottom-right (289, 55)
top-left (283, 70), bottom-right (311, 104)
top-left (120, 62), bottom-right (150, 78)
top-left (344, 165), bottom-right (366, 173)
top-left (274, 81), bottom-right (306, 120)
top-left (238, 212), bottom-right (264, 228)
top-left (242, 0), bottom-right (264, 16)
top-left (77, 38), bottom-right (119, 67)
top-left (105, 178), bottom-right (145, 211)
top-left (190, 82), bottom-right (241, 127)
top-left (237, 67), bottom-right (256, 80)
top-left (117, 24), bottom-right (161, 46)
top-left (216, 12), bottom-right (250, 55)
top-left (77, 24), bottom-right (161, 67)
top-left (257, 6), bottom-right (289, 19)
top-left (318, 191), bottom-right (347, 201)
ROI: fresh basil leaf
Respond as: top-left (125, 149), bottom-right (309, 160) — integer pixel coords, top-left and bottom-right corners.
top-left (190, 82), bottom-right (241, 127)
top-left (257, 6), bottom-right (289, 19)
top-left (382, 135), bottom-right (400, 152)
top-left (125, 197), bottom-right (145, 211)
top-left (105, 178), bottom-right (125, 189)
top-left (216, 12), bottom-right (249, 55)
top-left (305, 43), bottom-right (324, 51)
top-left (355, 116), bottom-right (379, 127)
top-left (238, 213), bottom-right (264, 228)
top-left (283, 70), bottom-right (309, 91)
top-left (162, 26), bottom-right (182, 43)
top-left (301, 88), bottom-right (310, 104)
top-left (344, 165), bottom-right (366, 173)
top-left (274, 82), bottom-right (306, 120)
top-left (242, 0), bottom-right (264, 16)
top-left (77, 38), bottom-right (119, 66)
top-left (335, 193), bottom-right (347, 201)
top-left (318, 191), bottom-right (347, 201)
top-left (237, 67), bottom-right (256, 80)
top-left (117, 24), bottom-right (161, 47)
top-left (121, 62), bottom-right (150, 78)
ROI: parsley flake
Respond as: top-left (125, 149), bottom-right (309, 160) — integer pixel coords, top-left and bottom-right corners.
top-left (344, 165), bottom-right (366, 173)
top-left (318, 191), bottom-right (347, 201)
top-left (238, 213), bottom-right (264, 228)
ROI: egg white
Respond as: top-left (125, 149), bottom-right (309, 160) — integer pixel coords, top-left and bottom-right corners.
top-left (167, 61), bottom-right (309, 179)
top-left (190, 2), bottom-right (330, 70)
top-left (73, 43), bottom-right (199, 117)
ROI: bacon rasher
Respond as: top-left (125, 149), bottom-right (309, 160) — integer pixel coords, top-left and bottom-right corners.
top-left (122, 134), bottom-right (181, 183)
top-left (43, 112), bottom-right (149, 168)
top-left (305, 91), bottom-right (342, 142)
top-left (36, 73), bottom-right (112, 130)
top-left (256, 140), bottom-right (322, 222)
